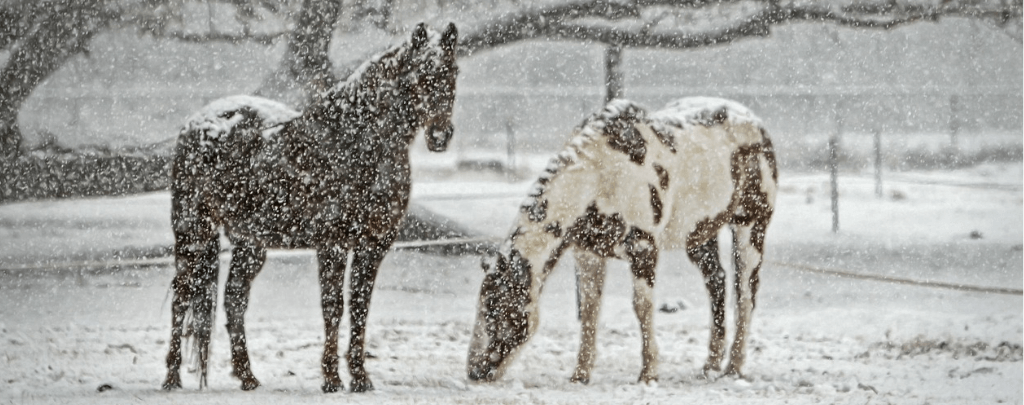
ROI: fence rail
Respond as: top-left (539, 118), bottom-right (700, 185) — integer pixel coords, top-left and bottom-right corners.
top-left (4, 241), bottom-right (1018, 296)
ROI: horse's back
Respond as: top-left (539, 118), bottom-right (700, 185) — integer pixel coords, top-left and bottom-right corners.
top-left (171, 96), bottom-right (303, 236)
top-left (645, 98), bottom-right (775, 251)
top-left (177, 95), bottom-right (298, 150)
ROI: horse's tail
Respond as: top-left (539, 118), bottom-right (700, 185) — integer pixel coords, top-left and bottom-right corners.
top-left (170, 128), bottom-right (222, 390)
top-left (757, 127), bottom-right (778, 186)
top-left (186, 233), bottom-right (220, 390)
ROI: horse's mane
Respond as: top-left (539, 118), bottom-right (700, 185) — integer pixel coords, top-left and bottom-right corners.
top-left (521, 99), bottom-right (649, 213)
top-left (317, 27), bottom-right (448, 116)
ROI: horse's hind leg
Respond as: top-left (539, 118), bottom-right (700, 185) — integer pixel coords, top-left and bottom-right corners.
top-left (224, 244), bottom-right (267, 390)
top-left (164, 200), bottom-right (219, 390)
top-left (687, 236), bottom-right (727, 376)
top-left (724, 223), bottom-right (766, 377)
top-left (346, 233), bottom-right (395, 393)
top-left (570, 249), bottom-right (606, 384)
top-left (316, 245), bottom-right (347, 393)
top-left (163, 252), bottom-right (192, 390)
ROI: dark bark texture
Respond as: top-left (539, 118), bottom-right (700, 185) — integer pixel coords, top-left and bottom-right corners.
top-left (255, 0), bottom-right (344, 109)
top-left (457, 0), bottom-right (1020, 57)
top-left (0, 0), bottom-right (1018, 213)
top-left (0, 0), bottom-right (113, 159)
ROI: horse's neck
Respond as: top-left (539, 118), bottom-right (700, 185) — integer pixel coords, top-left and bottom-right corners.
top-left (504, 154), bottom-right (603, 291)
top-left (303, 52), bottom-right (416, 150)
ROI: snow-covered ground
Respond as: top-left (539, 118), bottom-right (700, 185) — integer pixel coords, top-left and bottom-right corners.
top-left (0, 158), bottom-right (1021, 404)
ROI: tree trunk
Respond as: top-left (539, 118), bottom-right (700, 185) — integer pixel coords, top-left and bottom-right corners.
top-left (0, 1), bottom-right (109, 159)
top-left (254, 0), bottom-right (343, 108)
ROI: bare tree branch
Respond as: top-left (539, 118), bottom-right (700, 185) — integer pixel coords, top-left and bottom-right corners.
top-left (457, 0), bottom-right (644, 56)
top-left (158, 29), bottom-right (288, 45)
top-left (458, 0), bottom-right (1022, 55)
top-left (0, 0), bottom-right (117, 158)
top-left (111, 0), bottom-right (292, 45)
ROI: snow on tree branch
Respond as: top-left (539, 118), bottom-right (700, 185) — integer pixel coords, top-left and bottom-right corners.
top-left (457, 0), bottom-right (1023, 55)
top-left (158, 30), bottom-right (287, 45)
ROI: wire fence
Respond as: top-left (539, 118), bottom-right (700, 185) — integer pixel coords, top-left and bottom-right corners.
top-left (3, 237), bottom-right (1019, 296)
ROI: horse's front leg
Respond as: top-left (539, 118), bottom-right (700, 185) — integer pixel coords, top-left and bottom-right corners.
top-left (571, 248), bottom-right (606, 384)
top-left (224, 244), bottom-right (267, 390)
top-left (346, 233), bottom-right (395, 393)
top-left (316, 245), bottom-right (348, 393)
top-left (631, 275), bottom-right (659, 384)
top-left (724, 224), bottom-right (765, 377)
top-left (625, 228), bottom-right (659, 384)
top-left (687, 236), bottom-right (727, 376)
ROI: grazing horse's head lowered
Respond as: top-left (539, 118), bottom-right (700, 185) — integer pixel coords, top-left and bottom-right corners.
top-left (468, 247), bottom-right (536, 382)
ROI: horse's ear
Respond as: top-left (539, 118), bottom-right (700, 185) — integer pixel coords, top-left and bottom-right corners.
top-left (441, 22), bottom-right (458, 53)
top-left (411, 23), bottom-right (428, 50)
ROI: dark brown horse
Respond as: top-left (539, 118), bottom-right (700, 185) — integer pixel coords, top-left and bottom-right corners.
top-left (162, 23), bottom-right (459, 393)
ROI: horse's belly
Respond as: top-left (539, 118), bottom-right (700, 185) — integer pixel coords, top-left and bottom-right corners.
top-left (221, 187), bottom-right (409, 249)
top-left (221, 198), bottom-right (315, 248)
top-left (657, 152), bottom-right (735, 251)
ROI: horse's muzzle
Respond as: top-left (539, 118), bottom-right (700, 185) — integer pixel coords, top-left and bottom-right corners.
top-left (426, 123), bottom-right (453, 152)
top-left (467, 363), bottom-right (498, 382)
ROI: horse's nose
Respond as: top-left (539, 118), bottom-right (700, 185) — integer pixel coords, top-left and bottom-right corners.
top-left (436, 123), bottom-right (453, 140)
top-left (467, 365), bottom-right (495, 382)
top-left (427, 123), bottom-right (453, 152)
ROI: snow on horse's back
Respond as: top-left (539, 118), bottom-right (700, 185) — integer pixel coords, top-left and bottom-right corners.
top-left (162, 22), bottom-right (459, 393)
top-left (468, 97), bottom-right (777, 385)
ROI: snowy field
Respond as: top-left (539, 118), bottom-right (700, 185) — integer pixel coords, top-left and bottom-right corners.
top-left (0, 158), bottom-right (1021, 404)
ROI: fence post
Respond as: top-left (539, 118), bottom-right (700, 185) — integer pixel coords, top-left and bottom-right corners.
top-left (829, 134), bottom-right (840, 233)
top-left (604, 45), bottom-right (623, 103)
top-left (873, 127), bottom-right (883, 198)
top-left (505, 119), bottom-right (516, 181)
top-left (949, 94), bottom-right (960, 149)
top-left (827, 99), bottom-right (845, 233)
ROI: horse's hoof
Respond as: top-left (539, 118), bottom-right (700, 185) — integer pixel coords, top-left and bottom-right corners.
top-left (161, 376), bottom-right (182, 391)
top-left (240, 378), bottom-right (260, 391)
top-left (722, 365), bottom-right (744, 379)
top-left (637, 371), bottom-right (658, 385)
top-left (700, 363), bottom-right (721, 379)
top-left (702, 361), bottom-right (721, 372)
top-left (349, 377), bottom-right (374, 393)
top-left (569, 372), bottom-right (590, 385)
top-left (321, 381), bottom-right (344, 393)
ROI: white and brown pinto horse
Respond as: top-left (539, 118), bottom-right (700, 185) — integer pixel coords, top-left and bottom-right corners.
top-left (467, 97), bottom-right (777, 384)
top-left (163, 23), bottom-right (459, 393)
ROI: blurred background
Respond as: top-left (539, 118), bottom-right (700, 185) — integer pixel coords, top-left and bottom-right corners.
top-left (3, 0), bottom-right (1021, 177)
top-left (0, 4), bottom-right (1020, 401)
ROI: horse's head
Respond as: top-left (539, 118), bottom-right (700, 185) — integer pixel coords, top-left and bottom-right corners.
top-left (467, 248), bottom-right (535, 382)
top-left (406, 22), bottom-right (459, 152)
